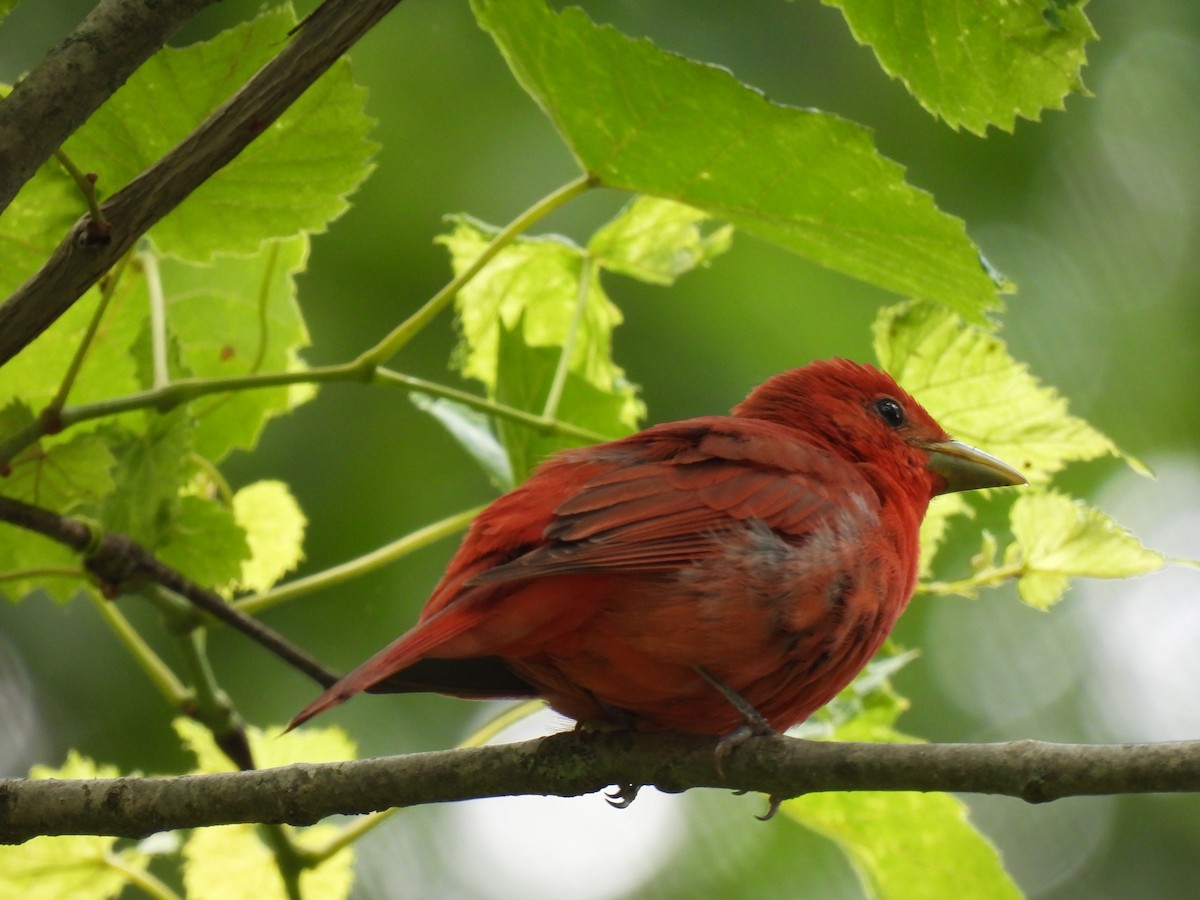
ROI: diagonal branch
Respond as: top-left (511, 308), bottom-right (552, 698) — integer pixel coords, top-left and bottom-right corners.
top-left (0, 495), bottom-right (338, 689)
top-left (2, 730), bottom-right (1200, 844)
top-left (0, 0), bottom-right (403, 367)
top-left (0, 0), bottom-right (222, 215)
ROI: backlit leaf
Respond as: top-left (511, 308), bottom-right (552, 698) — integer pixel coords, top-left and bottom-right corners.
top-left (473, 0), bottom-right (1004, 320)
top-left (825, 0), bottom-right (1095, 135)
top-left (873, 301), bottom-right (1140, 483)
top-left (1005, 489), bottom-right (1173, 609)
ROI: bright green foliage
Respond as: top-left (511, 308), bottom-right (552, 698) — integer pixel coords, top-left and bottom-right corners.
top-left (438, 216), bottom-right (646, 481)
top-left (61, 5), bottom-right (378, 262)
top-left (175, 719), bottom-right (356, 900)
top-left (825, 0), bottom-right (1095, 135)
top-left (232, 480), bottom-right (307, 592)
top-left (1005, 489), bottom-right (1171, 609)
top-left (0, 1), bottom-right (16, 25)
top-left (787, 678), bottom-right (1020, 900)
top-left (589, 196), bottom-right (733, 285)
top-left (473, 0), bottom-right (1005, 321)
top-left (790, 790), bottom-right (1020, 899)
top-left (132, 237), bottom-right (314, 461)
top-left (156, 493), bottom-right (249, 588)
top-left (874, 301), bottom-right (1138, 483)
top-left (0, 752), bottom-right (151, 900)
top-left (0, 404), bottom-right (116, 511)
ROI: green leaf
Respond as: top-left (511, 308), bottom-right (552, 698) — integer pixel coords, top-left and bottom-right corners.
top-left (410, 393), bottom-right (515, 490)
top-left (0, 751), bottom-right (150, 900)
top-left (439, 216), bottom-right (643, 475)
top-left (0, 403), bottom-right (116, 511)
top-left (62, 5), bottom-right (377, 262)
top-left (588, 196), bottom-right (733, 285)
top-left (135, 236), bottom-right (314, 461)
top-left (873, 301), bottom-right (1141, 482)
top-left (790, 695), bottom-right (1020, 899)
top-left (493, 317), bottom-right (635, 483)
top-left (0, 275), bottom-right (146, 419)
top-left (1005, 489), bottom-right (1173, 609)
top-left (232, 480), bottom-right (307, 592)
top-left (157, 494), bottom-right (249, 589)
top-left (825, 0), bottom-right (1096, 135)
top-left (99, 410), bottom-right (193, 546)
top-left (0, 160), bottom-right (79, 298)
top-left (175, 719), bottom-right (356, 900)
top-left (0, 1), bottom-right (18, 26)
top-left (472, 0), bottom-right (1003, 320)
top-left (787, 788), bottom-right (1020, 900)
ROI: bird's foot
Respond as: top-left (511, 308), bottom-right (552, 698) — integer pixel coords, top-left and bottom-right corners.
top-left (695, 667), bottom-right (775, 777)
top-left (605, 783), bottom-right (641, 809)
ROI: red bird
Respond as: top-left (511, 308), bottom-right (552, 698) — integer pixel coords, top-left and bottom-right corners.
top-left (292, 360), bottom-right (1024, 741)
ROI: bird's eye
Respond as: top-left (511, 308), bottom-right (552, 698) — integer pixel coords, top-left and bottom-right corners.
top-left (874, 397), bottom-right (906, 428)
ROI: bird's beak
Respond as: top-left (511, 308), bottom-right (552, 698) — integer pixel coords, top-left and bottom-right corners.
top-left (923, 440), bottom-right (1027, 495)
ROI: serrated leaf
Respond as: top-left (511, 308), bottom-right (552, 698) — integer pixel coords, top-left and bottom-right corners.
top-left (99, 410), bottom-right (193, 546)
top-left (494, 318), bottom-right (637, 482)
top-left (157, 494), bottom-right (249, 588)
top-left (0, 161), bottom-right (79, 299)
top-left (787, 788), bottom-right (1020, 900)
top-left (410, 393), bottom-right (514, 490)
top-left (0, 751), bottom-right (150, 900)
top-left (2, 432), bottom-right (117, 514)
top-left (874, 301), bottom-right (1140, 483)
top-left (134, 236), bottom-right (314, 461)
top-left (825, 0), bottom-right (1095, 135)
top-left (175, 720), bottom-right (356, 900)
top-left (1006, 489), bottom-right (1171, 609)
top-left (472, 0), bottom-right (1003, 320)
top-left (790, 695), bottom-right (1019, 899)
top-left (232, 480), bottom-right (306, 593)
top-left (0, 274), bottom-right (146, 419)
top-left (62, 5), bottom-right (377, 262)
top-left (183, 822), bottom-right (353, 900)
top-left (439, 217), bottom-right (643, 470)
top-left (588, 196), bottom-right (733, 285)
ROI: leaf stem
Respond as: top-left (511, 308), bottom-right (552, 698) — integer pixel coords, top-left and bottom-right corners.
top-left (45, 252), bottom-right (132, 420)
top-left (541, 252), bottom-right (592, 420)
top-left (375, 368), bottom-right (608, 444)
top-left (0, 565), bottom-right (85, 584)
top-left (919, 563), bottom-right (1025, 597)
top-left (53, 148), bottom-right (109, 238)
top-left (86, 590), bottom-right (189, 707)
top-left (356, 173), bottom-right (597, 368)
top-left (103, 850), bottom-right (183, 900)
top-left (140, 247), bottom-right (171, 390)
top-left (234, 505), bottom-right (484, 617)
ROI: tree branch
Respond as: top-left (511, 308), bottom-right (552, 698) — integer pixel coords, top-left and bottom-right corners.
top-left (0, 0), bottom-right (222, 215)
top-left (0, 496), bottom-right (338, 689)
top-left (2, 731), bottom-right (1199, 844)
top-left (0, 0), bottom-right (403, 367)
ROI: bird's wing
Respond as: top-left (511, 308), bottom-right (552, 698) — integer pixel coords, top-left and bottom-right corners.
top-left (469, 419), bottom-right (879, 584)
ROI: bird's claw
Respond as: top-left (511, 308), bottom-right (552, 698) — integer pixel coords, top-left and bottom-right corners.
top-left (756, 794), bottom-right (783, 822)
top-left (605, 783), bottom-right (641, 808)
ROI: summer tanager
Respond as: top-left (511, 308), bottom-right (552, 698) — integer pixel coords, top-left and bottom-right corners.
top-left (291, 359), bottom-right (1024, 740)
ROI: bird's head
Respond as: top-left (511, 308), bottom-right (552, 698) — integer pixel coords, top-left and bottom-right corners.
top-left (733, 358), bottom-right (1027, 497)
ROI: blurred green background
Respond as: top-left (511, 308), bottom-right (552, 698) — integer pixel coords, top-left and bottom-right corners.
top-left (2, 1), bottom-right (1199, 897)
